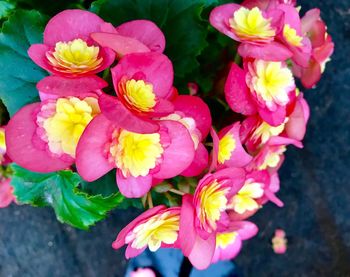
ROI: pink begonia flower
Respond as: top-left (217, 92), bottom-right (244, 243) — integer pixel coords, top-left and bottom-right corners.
top-left (130, 268), bottom-right (156, 277)
top-left (210, 123), bottom-right (252, 171)
top-left (76, 114), bottom-right (195, 198)
top-left (247, 136), bottom-right (302, 172)
top-left (225, 62), bottom-right (296, 126)
top-left (179, 168), bottom-right (246, 270)
top-left (210, 3), bottom-right (293, 61)
top-left (6, 96), bottom-right (100, 173)
top-left (91, 20), bottom-right (165, 57)
top-left (99, 52), bottom-right (175, 134)
top-left (293, 9), bottom-right (334, 88)
top-left (0, 179), bottom-right (15, 208)
top-left (28, 10), bottom-right (115, 95)
top-left (162, 95), bottom-right (212, 177)
top-left (228, 170), bottom-right (283, 221)
top-left (113, 206), bottom-right (181, 258)
top-left (241, 93), bottom-right (309, 152)
top-left (272, 229), bottom-right (287, 254)
top-left (212, 221), bottom-right (258, 263)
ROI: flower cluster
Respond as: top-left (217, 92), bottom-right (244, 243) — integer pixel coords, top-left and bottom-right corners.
top-left (4, 0), bottom-right (333, 271)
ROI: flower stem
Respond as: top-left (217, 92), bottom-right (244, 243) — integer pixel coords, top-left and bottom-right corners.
top-left (169, 188), bottom-right (185, 196)
top-left (147, 193), bottom-right (153, 208)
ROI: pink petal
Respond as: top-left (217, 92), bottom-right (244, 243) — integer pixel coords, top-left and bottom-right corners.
top-left (116, 20), bottom-right (165, 53)
top-left (113, 205), bottom-right (166, 249)
top-left (209, 127), bottom-right (219, 172)
top-left (188, 232), bottom-right (216, 270)
top-left (230, 221), bottom-right (258, 240)
top-left (301, 8), bottom-right (321, 34)
top-left (269, 136), bottom-right (303, 148)
top-left (150, 99), bottom-right (174, 117)
top-left (76, 114), bottom-right (114, 182)
top-left (300, 58), bottom-right (322, 89)
top-left (27, 44), bottom-right (52, 72)
top-left (209, 4), bottom-right (242, 41)
top-left (37, 76), bottom-right (107, 96)
top-left (43, 9), bottom-right (105, 46)
top-left (258, 105), bottom-right (286, 127)
top-left (173, 95), bottom-right (212, 138)
top-left (125, 244), bottom-right (146, 259)
top-left (91, 32), bottom-right (150, 57)
top-left (153, 120), bottom-right (195, 179)
top-left (179, 194), bottom-right (196, 257)
top-left (111, 52), bottom-right (173, 98)
top-left (225, 63), bottom-right (257, 115)
top-left (238, 42), bottom-right (293, 61)
top-left (6, 103), bottom-right (73, 172)
top-left (213, 168), bottom-right (246, 194)
top-left (212, 237), bottom-right (242, 263)
top-left (98, 93), bottom-right (160, 134)
top-left (285, 96), bottom-right (310, 141)
top-left (116, 170), bottom-right (152, 198)
top-left (181, 143), bottom-right (209, 177)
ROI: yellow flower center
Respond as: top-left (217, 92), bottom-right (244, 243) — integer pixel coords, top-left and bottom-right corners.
top-left (127, 211), bottom-right (180, 252)
top-left (0, 129), bottom-right (5, 152)
top-left (230, 181), bottom-right (264, 214)
top-left (253, 121), bottom-right (286, 144)
top-left (229, 7), bottom-right (275, 43)
top-left (46, 39), bottom-right (103, 75)
top-left (248, 60), bottom-right (294, 107)
top-left (258, 146), bottom-right (286, 170)
top-left (199, 180), bottom-right (230, 231)
top-left (110, 130), bottom-right (163, 177)
top-left (216, 232), bottom-right (238, 249)
top-left (218, 133), bottom-right (236, 164)
top-left (283, 24), bottom-right (303, 47)
top-left (42, 97), bottom-right (100, 157)
top-left (119, 79), bottom-right (157, 113)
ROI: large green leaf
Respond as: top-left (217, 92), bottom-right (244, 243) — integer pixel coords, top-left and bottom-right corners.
top-left (91, 0), bottom-right (209, 86)
top-left (10, 164), bottom-right (124, 230)
top-left (0, 10), bottom-right (47, 116)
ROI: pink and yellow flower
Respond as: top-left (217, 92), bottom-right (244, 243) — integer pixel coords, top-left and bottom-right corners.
top-left (272, 229), bottom-right (287, 254)
top-left (210, 3), bottom-right (293, 61)
top-left (28, 10), bottom-right (115, 94)
top-left (6, 95), bottom-right (100, 172)
top-left (210, 123), bottom-right (252, 171)
top-left (113, 206), bottom-right (181, 258)
top-left (76, 115), bottom-right (195, 198)
top-left (225, 62), bottom-right (295, 126)
top-left (179, 168), bottom-right (246, 269)
top-left (99, 52), bottom-right (175, 134)
top-left (212, 221), bottom-right (258, 263)
top-left (293, 9), bottom-right (334, 88)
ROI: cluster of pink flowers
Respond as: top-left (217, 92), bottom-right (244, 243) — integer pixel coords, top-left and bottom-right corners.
top-left (4, 0), bottom-right (333, 270)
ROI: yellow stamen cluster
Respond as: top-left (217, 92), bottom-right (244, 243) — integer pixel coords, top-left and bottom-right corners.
top-left (247, 60), bottom-right (294, 107)
top-left (199, 180), bottom-right (230, 230)
top-left (216, 232), bottom-right (238, 249)
top-left (259, 146), bottom-right (286, 170)
top-left (110, 130), bottom-right (163, 177)
top-left (46, 39), bottom-right (103, 74)
top-left (127, 211), bottom-right (180, 252)
top-left (119, 79), bottom-right (156, 112)
top-left (218, 133), bottom-right (236, 164)
top-left (42, 97), bottom-right (100, 157)
top-left (229, 7), bottom-right (275, 43)
top-left (230, 181), bottom-right (264, 214)
top-left (283, 24), bottom-right (303, 47)
top-left (253, 121), bottom-right (286, 144)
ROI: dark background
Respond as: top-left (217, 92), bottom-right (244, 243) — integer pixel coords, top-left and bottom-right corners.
top-left (1, 0), bottom-right (349, 276)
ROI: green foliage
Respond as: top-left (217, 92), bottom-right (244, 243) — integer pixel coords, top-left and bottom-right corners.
top-left (10, 164), bottom-right (124, 230)
top-left (91, 0), bottom-right (209, 87)
top-left (0, 1), bottom-right (15, 21)
top-left (0, 10), bottom-right (47, 116)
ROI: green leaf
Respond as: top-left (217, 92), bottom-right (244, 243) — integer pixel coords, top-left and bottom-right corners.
top-left (91, 0), bottom-right (208, 86)
top-left (80, 169), bottom-right (119, 197)
top-left (7, 0), bottom-right (85, 15)
top-left (0, 10), bottom-right (48, 116)
top-left (0, 1), bottom-right (15, 20)
top-left (10, 164), bottom-right (124, 230)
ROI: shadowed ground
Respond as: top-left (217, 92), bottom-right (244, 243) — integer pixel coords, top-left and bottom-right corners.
top-left (0, 0), bottom-right (350, 276)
